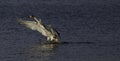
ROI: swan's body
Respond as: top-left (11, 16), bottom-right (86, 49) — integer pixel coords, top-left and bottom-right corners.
top-left (18, 16), bottom-right (60, 43)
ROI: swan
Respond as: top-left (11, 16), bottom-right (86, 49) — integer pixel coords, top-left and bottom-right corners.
top-left (18, 15), bottom-right (60, 43)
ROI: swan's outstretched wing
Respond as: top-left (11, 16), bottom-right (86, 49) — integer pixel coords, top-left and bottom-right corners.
top-left (18, 18), bottom-right (38, 31)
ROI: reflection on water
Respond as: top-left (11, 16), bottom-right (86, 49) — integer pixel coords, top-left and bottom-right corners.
top-left (18, 43), bottom-right (59, 61)
top-left (21, 41), bottom-right (94, 61)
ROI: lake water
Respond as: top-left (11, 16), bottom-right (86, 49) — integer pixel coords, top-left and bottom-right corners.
top-left (0, 0), bottom-right (120, 61)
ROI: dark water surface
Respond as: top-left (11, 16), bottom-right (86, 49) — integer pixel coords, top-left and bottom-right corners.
top-left (0, 0), bottom-right (120, 61)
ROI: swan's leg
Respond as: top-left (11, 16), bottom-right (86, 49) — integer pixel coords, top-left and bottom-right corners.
top-left (47, 37), bottom-right (50, 41)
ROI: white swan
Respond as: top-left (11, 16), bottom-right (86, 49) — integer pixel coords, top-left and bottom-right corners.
top-left (18, 15), bottom-right (60, 43)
